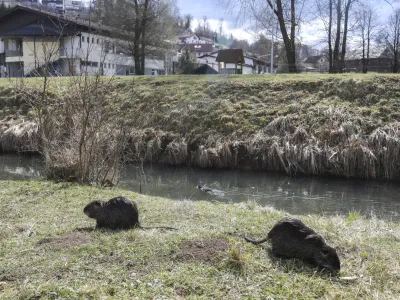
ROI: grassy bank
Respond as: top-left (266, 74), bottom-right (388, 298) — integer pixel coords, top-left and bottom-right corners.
top-left (1, 74), bottom-right (400, 179)
top-left (0, 180), bottom-right (399, 299)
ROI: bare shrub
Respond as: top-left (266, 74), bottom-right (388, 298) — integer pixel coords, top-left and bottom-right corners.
top-left (16, 75), bottom-right (130, 186)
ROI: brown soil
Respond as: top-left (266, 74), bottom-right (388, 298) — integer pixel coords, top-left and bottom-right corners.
top-left (176, 238), bottom-right (229, 264)
top-left (37, 232), bottom-right (90, 250)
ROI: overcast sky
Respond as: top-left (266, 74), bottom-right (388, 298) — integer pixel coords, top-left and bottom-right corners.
top-left (177, 0), bottom-right (398, 47)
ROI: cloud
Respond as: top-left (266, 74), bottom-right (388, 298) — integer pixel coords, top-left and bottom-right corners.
top-left (297, 19), bottom-right (327, 49)
top-left (191, 18), bottom-right (256, 42)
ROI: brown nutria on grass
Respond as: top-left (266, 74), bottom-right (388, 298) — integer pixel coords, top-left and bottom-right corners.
top-left (244, 217), bottom-right (340, 272)
top-left (84, 196), bottom-right (176, 230)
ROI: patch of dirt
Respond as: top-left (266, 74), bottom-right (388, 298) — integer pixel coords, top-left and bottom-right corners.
top-left (176, 238), bottom-right (229, 264)
top-left (0, 274), bottom-right (17, 282)
top-left (37, 232), bottom-right (90, 250)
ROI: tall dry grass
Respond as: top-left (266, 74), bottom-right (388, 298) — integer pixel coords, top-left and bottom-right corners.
top-left (3, 75), bottom-right (400, 180)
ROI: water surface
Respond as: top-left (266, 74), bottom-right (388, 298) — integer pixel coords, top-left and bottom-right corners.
top-left (1, 154), bottom-right (399, 221)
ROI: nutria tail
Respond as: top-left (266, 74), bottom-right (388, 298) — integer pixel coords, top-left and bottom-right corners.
top-left (244, 235), bottom-right (270, 245)
top-left (137, 224), bottom-right (178, 231)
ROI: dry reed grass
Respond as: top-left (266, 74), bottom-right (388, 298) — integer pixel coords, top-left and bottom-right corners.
top-left (2, 75), bottom-right (400, 180)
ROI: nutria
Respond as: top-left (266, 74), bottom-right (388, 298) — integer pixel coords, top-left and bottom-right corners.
top-left (244, 217), bottom-right (340, 272)
top-left (84, 196), bottom-right (176, 230)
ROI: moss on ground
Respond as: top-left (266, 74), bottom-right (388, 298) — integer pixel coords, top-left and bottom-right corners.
top-left (0, 180), bottom-right (399, 299)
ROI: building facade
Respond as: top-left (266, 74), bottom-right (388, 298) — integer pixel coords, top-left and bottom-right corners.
top-left (0, 5), bottom-right (164, 77)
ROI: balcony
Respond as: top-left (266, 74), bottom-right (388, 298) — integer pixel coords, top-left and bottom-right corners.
top-left (5, 49), bottom-right (23, 57)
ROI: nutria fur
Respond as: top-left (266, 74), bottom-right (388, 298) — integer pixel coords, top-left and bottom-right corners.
top-left (84, 196), bottom-right (176, 230)
top-left (245, 217), bottom-right (340, 272)
top-left (84, 196), bottom-right (139, 230)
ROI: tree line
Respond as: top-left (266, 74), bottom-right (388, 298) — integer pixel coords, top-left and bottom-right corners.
top-left (218, 0), bottom-right (400, 73)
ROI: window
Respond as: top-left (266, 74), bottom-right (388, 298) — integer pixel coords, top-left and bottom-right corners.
top-left (108, 63), bottom-right (111, 68)
top-left (92, 38), bottom-right (94, 43)
top-left (87, 37), bottom-right (89, 43)
top-left (82, 36), bottom-right (84, 42)
top-left (97, 39), bottom-right (99, 44)
top-left (104, 41), bottom-right (110, 52)
top-left (8, 40), bottom-right (17, 51)
top-left (100, 62), bottom-right (103, 68)
top-left (91, 62), bottom-right (98, 67)
top-left (112, 64), bottom-right (114, 69)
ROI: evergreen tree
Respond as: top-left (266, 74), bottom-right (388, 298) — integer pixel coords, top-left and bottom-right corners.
top-left (177, 49), bottom-right (195, 74)
top-left (0, 2), bottom-right (10, 15)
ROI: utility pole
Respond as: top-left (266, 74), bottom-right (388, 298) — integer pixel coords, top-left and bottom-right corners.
top-left (270, 2), bottom-right (275, 74)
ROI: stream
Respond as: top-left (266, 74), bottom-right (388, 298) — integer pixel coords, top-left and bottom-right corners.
top-left (1, 154), bottom-right (399, 221)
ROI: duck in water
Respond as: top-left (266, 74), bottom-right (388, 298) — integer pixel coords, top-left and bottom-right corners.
top-left (197, 185), bottom-right (225, 197)
top-left (197, 185), bottom-right (213, 193)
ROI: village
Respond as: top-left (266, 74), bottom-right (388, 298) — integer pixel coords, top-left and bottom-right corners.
top-left (0, 0), bottom-right (398, 78)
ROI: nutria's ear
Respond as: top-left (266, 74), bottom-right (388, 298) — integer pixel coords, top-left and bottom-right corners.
top-left (305, 234), bottom-right (325, 246)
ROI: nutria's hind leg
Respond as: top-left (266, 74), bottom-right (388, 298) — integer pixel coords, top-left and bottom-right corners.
top-left (271, 248), bottom-right (291, 259)
top-left (96, 221), bottom-right (105, 229)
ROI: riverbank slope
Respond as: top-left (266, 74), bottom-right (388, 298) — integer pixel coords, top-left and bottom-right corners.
top-left (1, 74), bottom-right (400, 180)
top-left (0, 180), bottom-right (399, 299)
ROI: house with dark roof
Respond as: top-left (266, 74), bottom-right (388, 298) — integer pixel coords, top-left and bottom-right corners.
top-left (344, 46), bottom-right (396, 73)
top-left (301, 55), bottom-right (328, 72)
top-left (195, 50), bottom-right (271, 75)
top-left (179, 43), bottom-right (214, 58)
top-left (216, 49), bottom-right (244, 74)
top-left (0, 5), bottom-right (165, 77)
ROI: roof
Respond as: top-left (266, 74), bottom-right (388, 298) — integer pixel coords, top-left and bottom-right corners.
top-left (0, 5), bottom-right (114, 37)
top-left (193, 64), bottom-right (219, 75)
top-left (178, 34), bottom-right (197, 39)
top-left (198, 54), bottom-right (217, 59)
top-left (198, 36), bottom-right (214, 42)
top-left (216, 49), bottom-right (244, 64)
top-left (244, 54), bottom-right (268, 65)
top-left (303, 55), bottom-right (326, 64)
top-left (180, 44), bottom-right (213, 53)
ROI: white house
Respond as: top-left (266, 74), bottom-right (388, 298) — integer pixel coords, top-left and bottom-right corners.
top-left (0, 5), bottom-right (165, 77)
top-left (197, 50), bottom-right (270, 75)
top-left (178, 34), bottom-right (214, 45)
top-left (301, 55), bottom-right (328, 72)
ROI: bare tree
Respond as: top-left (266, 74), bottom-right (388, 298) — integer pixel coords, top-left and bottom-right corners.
top-left (355, 2), bottom-right (379, 73)
top-left (385, 8), bottom-right (400, 72)
top-left (219, 0), bottom-right (306, 73)
top-left (98, 0), bottom-right (176, 75)
top-left (218, 18), bottom-right (224, 36)
top-left (184, 14), bottom-right (192, 31)
top-left (315, 0), bottom-right (357, 72)
top-left (202, 16), bottom-right (208, 35)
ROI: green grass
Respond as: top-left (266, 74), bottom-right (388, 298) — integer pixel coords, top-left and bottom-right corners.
top-left (0, 180), bottom-right (399, 299)
top-left (2, 73), bottom-right (400, 136)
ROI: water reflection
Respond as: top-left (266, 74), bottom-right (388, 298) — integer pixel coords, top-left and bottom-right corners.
top-left (0, 155), bottom-right (44, 180)
top-left (120, 164), bottom-right (400, 221)
top-left (0, 154), bottom-right (399, 221)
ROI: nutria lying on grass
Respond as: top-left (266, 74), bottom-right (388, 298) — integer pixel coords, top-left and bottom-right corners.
top-left (84, 196), bottom-right (176, 230)
top-left (245, 217), bottom-right (341, 272)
